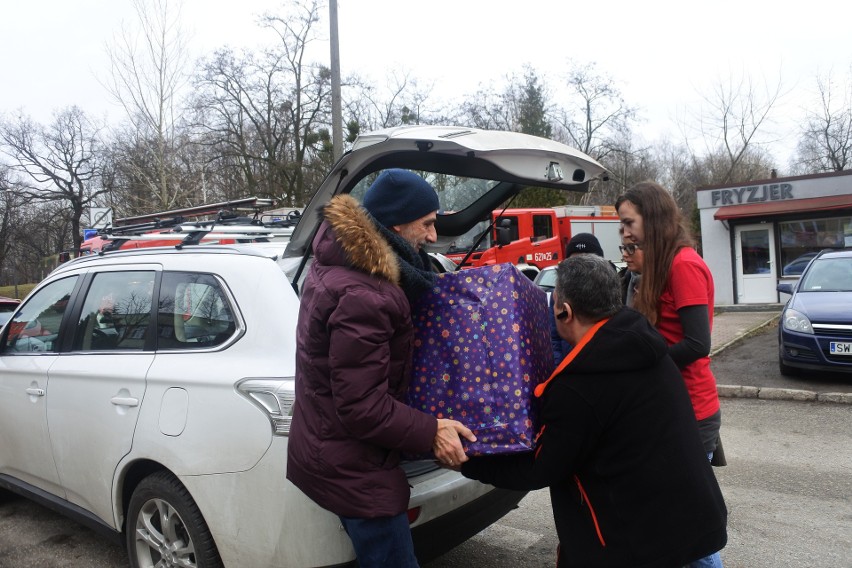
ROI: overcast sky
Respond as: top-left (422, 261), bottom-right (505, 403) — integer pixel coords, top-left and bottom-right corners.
top-left (3, 0), bottom-right (851, 167)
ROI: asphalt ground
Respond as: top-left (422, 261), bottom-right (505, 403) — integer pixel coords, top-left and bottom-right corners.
top-left (711, 310), bottom-right (852, 403)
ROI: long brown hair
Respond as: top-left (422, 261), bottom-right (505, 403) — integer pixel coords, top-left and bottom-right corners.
top-left (615, 181), bottom-right (694, 325)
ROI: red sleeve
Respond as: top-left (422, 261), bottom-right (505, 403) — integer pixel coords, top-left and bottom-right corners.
top-left (668, 250), bottom-right (713, 310)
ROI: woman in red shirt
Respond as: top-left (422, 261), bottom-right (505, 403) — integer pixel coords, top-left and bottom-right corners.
top-left (616, 181), bottom-right (721, 448)
top-left (616, 182), bottom-right (723, 568)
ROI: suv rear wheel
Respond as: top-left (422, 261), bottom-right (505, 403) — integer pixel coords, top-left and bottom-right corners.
top-left (127, 471), bottom-right (223, 568)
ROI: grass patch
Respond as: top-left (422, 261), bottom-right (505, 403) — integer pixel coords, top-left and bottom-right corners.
top-left (0, 283), bottom-right (37, 300)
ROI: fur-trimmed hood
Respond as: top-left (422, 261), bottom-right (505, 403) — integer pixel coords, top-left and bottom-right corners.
top-left (317, 194), bottom-right (400, 284)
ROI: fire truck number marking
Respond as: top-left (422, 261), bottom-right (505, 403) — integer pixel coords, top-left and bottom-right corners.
top-left (533, 252), bottom-right (553, 262)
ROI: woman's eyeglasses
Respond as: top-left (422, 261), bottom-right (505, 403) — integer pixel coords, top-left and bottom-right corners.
top-left (618, 243), bottom-right (642, 256)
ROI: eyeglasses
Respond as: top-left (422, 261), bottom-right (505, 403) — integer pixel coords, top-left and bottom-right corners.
top-left (618, 243), bottom-right (642, 256)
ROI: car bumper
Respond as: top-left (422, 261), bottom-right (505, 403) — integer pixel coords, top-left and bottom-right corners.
top-left (778, 328), bottom-right (852, 373)
top-left (412, 485), bottom-right (526, 563)
top-left (179, 438), bottom-right (525, 567)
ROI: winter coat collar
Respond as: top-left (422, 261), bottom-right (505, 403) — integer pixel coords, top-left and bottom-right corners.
top-left (320, 194), bottom-right (400, 284)
top-left (536, 308), bottom-right (669, 397)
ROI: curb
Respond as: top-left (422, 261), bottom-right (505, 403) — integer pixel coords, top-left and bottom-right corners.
top-left (717, 384), bottom-right (852, 405)
top-left (712, 313), bottom-right (852, 405)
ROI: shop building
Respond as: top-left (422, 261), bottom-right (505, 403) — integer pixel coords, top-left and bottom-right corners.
top-left (697, 169), bottom-right (852, 305)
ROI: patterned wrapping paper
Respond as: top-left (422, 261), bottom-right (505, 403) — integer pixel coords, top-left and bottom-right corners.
top-left (409, 263), bottom-right (554, 456)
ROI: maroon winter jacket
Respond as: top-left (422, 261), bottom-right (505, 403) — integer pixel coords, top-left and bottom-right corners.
top-left (287, 195), bottom-right (437, 518)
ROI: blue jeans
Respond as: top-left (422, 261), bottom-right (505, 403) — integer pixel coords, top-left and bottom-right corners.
top-left (339, 513), bottom-right (419, 568)
top-left (687, 551), bottom-right (723, 568)
top-left (685, 453), bottom-right (724, 568)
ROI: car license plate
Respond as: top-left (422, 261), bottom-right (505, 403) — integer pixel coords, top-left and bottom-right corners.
top-left (829, 342), bottom-right (852, 355)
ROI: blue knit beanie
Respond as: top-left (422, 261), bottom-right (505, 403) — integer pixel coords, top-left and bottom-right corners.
top-left (362, 169), bottom-right (439, 228)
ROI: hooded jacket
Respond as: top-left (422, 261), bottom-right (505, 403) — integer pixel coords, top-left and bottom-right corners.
top-left (287, 195), bottom-right (437, 518)
top-left (462, 307), bottom-right (727, 568)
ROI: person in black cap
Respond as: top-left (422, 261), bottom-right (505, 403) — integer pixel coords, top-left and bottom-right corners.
top-left (549, 233), bottom-right (607, 364)
top-left (564, 232), bottom-right (605, 258)
top-left (288, 169), bottom-right (475, 568)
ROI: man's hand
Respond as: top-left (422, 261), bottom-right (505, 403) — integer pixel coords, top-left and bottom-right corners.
top-left (433, 419), bottom-right (476, 467)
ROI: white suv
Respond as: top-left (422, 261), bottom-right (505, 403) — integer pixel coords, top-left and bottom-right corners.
top-left (0, 126), bottom-right (606, 567)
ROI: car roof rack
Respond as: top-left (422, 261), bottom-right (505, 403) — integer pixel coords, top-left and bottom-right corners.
top-left (114, 197), bottom-right (276, 225)
top-left (107, 196), bottom-right (299, 231)
top-left (100, 225), bottom-right (296, 246)
top-left (91, 197), bottom-right (301, 252)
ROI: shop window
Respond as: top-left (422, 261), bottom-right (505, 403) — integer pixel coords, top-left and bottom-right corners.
top-left (740, 230), bottom-right (771, 274)
top-left (779, 216), bottom-right (852, 276)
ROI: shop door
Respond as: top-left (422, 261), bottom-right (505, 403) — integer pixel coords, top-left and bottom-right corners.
top-left (735, 224), bottom-right (777, 303)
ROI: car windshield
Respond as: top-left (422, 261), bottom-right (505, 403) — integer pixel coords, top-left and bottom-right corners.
top-left (350, 173), bottom-right (501, 217)
top-left (799, 258), bottom-right (852, 292)
top-left (536, 269), bottom-right (558, 290)
top-left (445, 220), bottom-right (491, 255)
top-left (349, 173), bottom-right (505, 255)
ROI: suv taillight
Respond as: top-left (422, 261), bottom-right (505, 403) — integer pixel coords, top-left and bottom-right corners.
top-left (237, 378), bottom-right (296, 435)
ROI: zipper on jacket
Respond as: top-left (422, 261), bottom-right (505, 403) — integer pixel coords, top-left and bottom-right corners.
top-left (534, 425), bottom-right (546, 459)
top-left (574, 475), bottom-right (606, 548)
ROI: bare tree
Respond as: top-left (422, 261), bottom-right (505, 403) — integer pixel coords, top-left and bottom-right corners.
top-left (192, 0), bottom-right (333, 206)
top-left (346, 69), bottom-right (439, 131)
top-left (104, 0), bottom-right (192, 210)
top-left (0, 107), bottom-right (108, 254)
top-left (0, 166), bottom-right (24, 287)
top-left (259, 0), bottom-right (333, 205)
top-left (553, 61), bottom-right (638, 164)
top-left (684, 71), bottom-right (782, 185)
top-left (457, 70), bottom-right (529, 131)
top-left (793, 70), bottom-right (852, 173)
top-left (596, 135), bottom-right (659, 204)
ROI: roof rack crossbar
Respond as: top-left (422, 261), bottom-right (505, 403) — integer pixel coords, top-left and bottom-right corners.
top-left (114, 197), bottom-right (275, 226)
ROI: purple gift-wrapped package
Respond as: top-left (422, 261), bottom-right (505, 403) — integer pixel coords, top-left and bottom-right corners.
top-left (409, 263), bottom-right (554, 456)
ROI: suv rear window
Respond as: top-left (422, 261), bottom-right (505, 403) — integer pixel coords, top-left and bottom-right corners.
top-left (157, 272), bottom-right (236, 350)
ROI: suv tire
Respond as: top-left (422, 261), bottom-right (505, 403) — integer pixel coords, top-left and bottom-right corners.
top-left (127, 471), bottom-right (223, 568)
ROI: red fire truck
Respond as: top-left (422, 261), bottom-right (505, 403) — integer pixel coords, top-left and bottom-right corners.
top-left (444, 205), bottom-right (622, 278)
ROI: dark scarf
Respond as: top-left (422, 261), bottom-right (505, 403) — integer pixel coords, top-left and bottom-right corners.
top-left (374, 222), bottom-right (436, 304)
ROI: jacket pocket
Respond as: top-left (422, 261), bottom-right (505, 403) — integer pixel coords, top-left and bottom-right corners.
top-left (574, 475), bottom-right (607, 548)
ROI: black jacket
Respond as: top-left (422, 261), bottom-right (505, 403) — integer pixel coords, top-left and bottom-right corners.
top-left (462, 308), bottom-right (727, 568)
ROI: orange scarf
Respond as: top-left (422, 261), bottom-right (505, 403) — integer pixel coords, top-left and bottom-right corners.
top-left (533, 318), bottom-right (610, 398)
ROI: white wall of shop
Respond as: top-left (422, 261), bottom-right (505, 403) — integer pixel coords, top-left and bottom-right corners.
top-left (697, 171), bottom-right (852, 306)
top-left (700, 209), bottom-right (736, 305)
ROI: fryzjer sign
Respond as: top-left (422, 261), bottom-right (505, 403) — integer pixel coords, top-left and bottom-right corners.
top-left (710, 183), bottom-right (794, 206)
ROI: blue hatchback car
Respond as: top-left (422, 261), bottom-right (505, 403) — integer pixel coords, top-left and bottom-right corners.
top-left (777, 249), bottom-right (852, 376)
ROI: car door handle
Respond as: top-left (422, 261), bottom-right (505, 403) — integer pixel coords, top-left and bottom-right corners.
top-left (110, 396), bottom-right (139, 407)
top-left (25, 387), bottom-right (45, 397)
